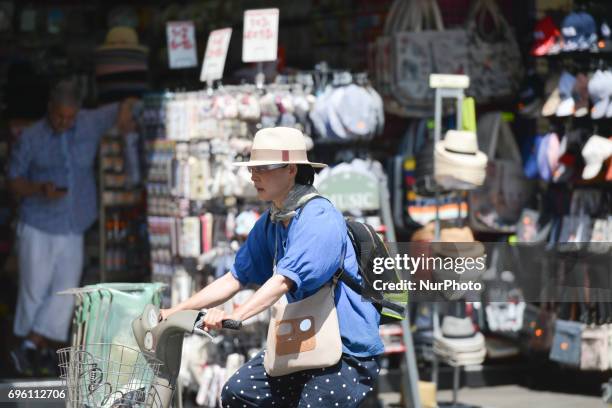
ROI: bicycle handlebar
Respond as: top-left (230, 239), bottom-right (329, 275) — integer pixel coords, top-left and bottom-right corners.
top-left (221, 319), bottom-right (242, 330)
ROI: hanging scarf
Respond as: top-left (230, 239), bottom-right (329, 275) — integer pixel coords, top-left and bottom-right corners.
top-left (269, 184), bottom-right (320, 223)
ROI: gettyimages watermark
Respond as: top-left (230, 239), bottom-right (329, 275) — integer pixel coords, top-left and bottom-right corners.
top-left (361, 242), bottom-right (612, 303)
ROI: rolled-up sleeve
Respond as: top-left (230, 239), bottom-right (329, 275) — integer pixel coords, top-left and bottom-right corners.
top-left (231, 214), bottom-right (273, 286)
top-left (8, 132), bottom-right (32, 180)
top-left (275, 203), bottom-right (345, 294)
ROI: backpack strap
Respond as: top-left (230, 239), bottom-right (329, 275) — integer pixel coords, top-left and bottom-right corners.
top-left (294, 195), bottom-right (406, 315)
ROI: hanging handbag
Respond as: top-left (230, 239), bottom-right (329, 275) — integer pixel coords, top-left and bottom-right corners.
top-left (469, 112), bottom-right (534, 232)
top-left (558, 215), bottom-right (592, 252)
top-left (375, 0), bottom-right (408, 99)
top-left (588, 217), bottom-right (612, 254)
top-left (580, 325), bottom-right (609, 371)
top-left (263, 233), bottom-right (343, 377)
top-left (579, 285), bottom-right (609, 371)
top-left (516, 209), bottom-right (552, 243)
top-left (523, 268), bottom-right (556, 352)
top-left (465, 0), bottom-right (524, 103)
top-left (523, 303), bottom-right (556, 352)
top-left (549, 319), bottom-right (584, 367)
top-left (390, 0), bottom-right (469, 117)
top-left (485, 248), bottom-right (526, 333)
top-left (549, 287), bottom-right (584, 367)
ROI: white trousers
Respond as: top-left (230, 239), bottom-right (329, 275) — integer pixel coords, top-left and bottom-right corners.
top-left (14, 223), bottom-right (83, 342)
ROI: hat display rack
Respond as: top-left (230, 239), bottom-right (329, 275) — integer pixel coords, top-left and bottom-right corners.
top-left (509, 1), bottom-right (612, 398)
top-left (429, 74), bottom-right (483, 408)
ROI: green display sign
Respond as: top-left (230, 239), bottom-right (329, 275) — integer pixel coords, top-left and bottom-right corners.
top-left (317, 170), bottom-right (380, 212)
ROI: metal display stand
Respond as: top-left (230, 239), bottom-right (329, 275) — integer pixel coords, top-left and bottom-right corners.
top-left (429, 74), bottom-right (480, 408)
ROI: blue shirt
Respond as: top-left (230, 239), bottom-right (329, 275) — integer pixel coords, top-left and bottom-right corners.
top-left (8, 104), bottom-right (119, 234)
top-left (231, 198), bottom-right (385, 357)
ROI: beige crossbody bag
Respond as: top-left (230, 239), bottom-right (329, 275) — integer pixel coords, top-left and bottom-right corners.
top-left (263, 227), bottom-right (343, 377)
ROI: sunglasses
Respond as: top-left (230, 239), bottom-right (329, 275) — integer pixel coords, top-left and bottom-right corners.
top-left (247, 164), bottom-right (289, 174)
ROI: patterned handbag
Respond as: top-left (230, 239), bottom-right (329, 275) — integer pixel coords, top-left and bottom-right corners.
top-left (549, 319), bottom-right (585, 367)
top-left (465, 0), bottom-right (524, 103)
top-left (390, 0), bottom-right (469, 116)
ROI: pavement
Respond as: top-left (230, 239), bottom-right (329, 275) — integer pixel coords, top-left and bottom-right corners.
top-left (380, 385), bottom-right (606, 407)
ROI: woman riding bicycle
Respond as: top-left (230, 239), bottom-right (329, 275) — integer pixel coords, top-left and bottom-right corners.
top-left (161, 127), bottom-right (384, 407)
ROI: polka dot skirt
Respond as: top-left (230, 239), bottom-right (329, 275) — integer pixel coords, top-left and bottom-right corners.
top-left (221, 350), bottom-right (379, 407)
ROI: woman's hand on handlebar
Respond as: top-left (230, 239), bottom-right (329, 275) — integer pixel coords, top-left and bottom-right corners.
top-left (201, 308), bottom-right (236, 331)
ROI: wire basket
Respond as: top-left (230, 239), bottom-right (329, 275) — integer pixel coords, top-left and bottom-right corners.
top-left (58, 343), bottom-right (167, 407)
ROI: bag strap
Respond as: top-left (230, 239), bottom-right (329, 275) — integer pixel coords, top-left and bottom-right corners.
top-left (384, 0), bottom-right (405, 35)
top-left (394, 0), bottom-right (417, 33)
top-left (423, 0), bottom-right (445, 31)
top-left (296, 195), bottom-right (406, 315)
top-left (467, 0), bottom-right (512, 42)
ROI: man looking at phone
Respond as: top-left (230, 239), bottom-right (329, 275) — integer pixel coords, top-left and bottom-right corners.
top-left (8, 77), bottom-right (138, 376)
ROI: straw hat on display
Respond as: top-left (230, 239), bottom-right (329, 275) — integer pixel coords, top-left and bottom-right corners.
top-left (434, 130), bottom-right (487, 188)
top-left (233, 127), bottom-right (327, 168)
top-left (97, 26), bottom-right (148, 53)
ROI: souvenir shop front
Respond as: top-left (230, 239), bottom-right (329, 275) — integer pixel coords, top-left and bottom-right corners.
top-left (0, 0), bottom-right (611, 407)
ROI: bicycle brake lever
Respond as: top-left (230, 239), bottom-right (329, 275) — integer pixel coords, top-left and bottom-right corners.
top-left (194, 312), bottom-right (215, 339)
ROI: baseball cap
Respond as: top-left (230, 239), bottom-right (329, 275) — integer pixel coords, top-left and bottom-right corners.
top-left (555, 71), bottom-right (576, 116)
top-left (547, 133), bottom-right (561, 174)
top-left (561, 12), bottom-right (597, 52)
top-left (588, 70), bottom-right (612, 119)
top-left (561, 12), bottom-right (583, 51)
top-left (337, 84), bottom-right (375, 138)
top-left (542, 89), bottom-right (561, 117)
top-left (553, 156), bottom-right (576, 183)
top-left (326, 87), bottom-right (348, 139)
top-left (581, 135), bottom-right (612, 179)
top-left (537, 133), bottom-right (553, 181)
top-left (577, 12), bottom-right (598, 51)
top-left (531, 16), bottom-right (561, 56)
top-left (541, 72), bottom-right (562, 116)
top-left (523, 134), bottom-right (545, 179)
top-left (517, 70), bottom-right (544, 118)
top-left (572, 73), bottom-right (589, 117)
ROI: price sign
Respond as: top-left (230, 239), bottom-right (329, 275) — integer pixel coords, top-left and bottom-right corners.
top-left (200, 28), bottom-right (232, 82)
top-left (166, 21), bottom-right (198, 69)
top-left (242, 8), bottom-right (279, 63)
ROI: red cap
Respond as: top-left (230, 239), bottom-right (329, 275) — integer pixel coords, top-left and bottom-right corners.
top-left (531, 16), bottom-right (561, 56)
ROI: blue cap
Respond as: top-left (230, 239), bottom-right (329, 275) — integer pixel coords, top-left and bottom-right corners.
top-left (537, 133), bottom-right (552, 181)
top-left (561, 12), bottom-right (597, 51)
top-left (523, 135), bottom-right (545, 179)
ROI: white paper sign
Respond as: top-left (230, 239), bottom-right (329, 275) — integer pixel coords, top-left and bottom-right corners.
top-left (200, 28), bottom-right (232, 82)
top-left (166, 21), bottom-right (198, 69)
top-left (242, 8), bottom-right (279, 63)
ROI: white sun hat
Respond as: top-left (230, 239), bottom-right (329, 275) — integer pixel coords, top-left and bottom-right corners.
top-left (434, 130), bottom-right (488, 188)
top-left (233, 127), bottom-right (327, 168)
top-left (581, 135), bottom-right (612, 179)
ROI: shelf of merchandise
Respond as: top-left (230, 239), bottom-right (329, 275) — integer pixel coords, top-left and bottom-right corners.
top-left (97, 133), bottom-right (148, 283)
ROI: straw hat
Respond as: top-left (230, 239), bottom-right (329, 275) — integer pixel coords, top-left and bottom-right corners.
top-left (434, 130), bottom-right (487, 187)
top-left (97, 26), bottom-right (148, 52)
top-left (233, 127), bottom-right (327, 168)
